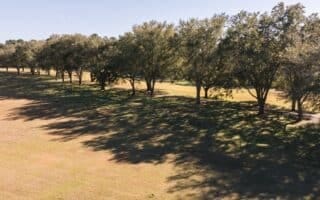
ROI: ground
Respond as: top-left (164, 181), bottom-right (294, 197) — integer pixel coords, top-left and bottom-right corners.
top-left (0, 71), bottom-right (319, 200)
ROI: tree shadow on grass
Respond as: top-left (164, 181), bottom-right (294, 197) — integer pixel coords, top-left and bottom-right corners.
top-left (1, 72), bottom-right (320, 199)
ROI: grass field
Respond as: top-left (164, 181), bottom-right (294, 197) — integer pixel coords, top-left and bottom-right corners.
top-left (0, 71), bottom-right (319, 199)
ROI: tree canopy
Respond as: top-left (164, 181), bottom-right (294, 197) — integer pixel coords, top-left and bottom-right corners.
top-left (0, 2), bottom-right (319, 119)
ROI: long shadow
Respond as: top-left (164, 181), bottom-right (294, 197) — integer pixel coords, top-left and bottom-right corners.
top-left (1, 72), bottom-right (320, 199)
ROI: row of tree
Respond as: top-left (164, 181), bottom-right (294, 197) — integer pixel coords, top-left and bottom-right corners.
top-left (0, 2), bottom-right (319, 120)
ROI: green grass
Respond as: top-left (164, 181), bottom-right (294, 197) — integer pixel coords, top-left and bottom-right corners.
top-left (0, 72), bottom-right (320, 199)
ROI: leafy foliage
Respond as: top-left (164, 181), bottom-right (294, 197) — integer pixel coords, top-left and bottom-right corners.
top-left (0, 2), bottom-right (319, 118)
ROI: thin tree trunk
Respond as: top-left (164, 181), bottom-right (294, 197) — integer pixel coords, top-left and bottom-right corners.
top-left (204, 87), bottom-right (209, 99)
top-left (17, 67), bottom-right (20, 75)
top-left (291, 99), bottom-right (296, 112)
top-left (146, 80), bottom-right (151, 91)
top-left (100, 81), bottom-right (106, 91)
top-left (37, 68), bottom-right (40, 75)
top-left (22, 67), bottom-right (24, 72)
top-left (129, 78), bottom-right (135, 96)
top-left (6, 67), bottom-right (8, 72)
top-left (47, 69), bottom-right (50, 76)
top-left (90, 72), bottom-right (95, 82)
top-left (31, 67), bottom-right (35, 75)
top-left (196, 79), bottom-right (201, 104)
top-left (150, 78), bottom-right (156, 96)
top-left (297, 100), bottom-right (303, 121)
top-left (55, 70), bottom-right (59, 80)
top-left (62, 70), bottom-right (65, 83)
top-left (78, 68), bottom-right (83, 85)
top-left (68, 70), bottom-right (72, 83)
top-left (145, 78), bottom-right (152, 95)
top-left (258, 98), bottom-right (265, 115)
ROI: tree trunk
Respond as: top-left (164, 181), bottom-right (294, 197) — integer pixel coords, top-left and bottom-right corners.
top-left (62, 70), bottom-right (65, 83)
top-left (78, 68), bottom-right (83, 85)
top-left (90, 72), bottom-right (95, 82)
top-left (22, 67), bottom-right (24, 72)
top-left (258, 99), bottom-right (265, 115)
top-left (145, 78), bottom-right (152, 95)
top-left (6, 67), bottom-right (8, 72)
top-left (297, 100), bottom-right (303, 121)
top-left (17, 67), bottom-right (20, 75)
top-left (100, 81), bottom-right (106, 91)
top-left (150, 78), bottom-right (156, 96)
top-left (258, 103), bottom-right (265, 115)
top-left (31, 67), bottom-right (35, 75)
top-left (55, 70), bottom-right (59, 80)
top-left (68, 71), bottom-right (72, 83)
top-left (129, 78), bottom-right (135, 96)
top-left (256, 92), bottom-right (267, 115)
top-left (291, 99), bottom-right (296, 112)
top-left (196, 80), bottom-right (201, 104)
top-left (37, 68), bottom-right (40, 75)
top-left (204, 87), bottom-right (209, 99)
top-left (47, 69), bottom-right (50, 76)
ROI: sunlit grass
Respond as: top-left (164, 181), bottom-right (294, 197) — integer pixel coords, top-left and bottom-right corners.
top-left (0, 71), bottom-right (319, 199)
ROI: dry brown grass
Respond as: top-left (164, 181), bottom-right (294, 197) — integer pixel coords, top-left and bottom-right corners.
top-left (113, 80), bottom-right (290, 109)
top-left (0, 68), bottom-right (305, 111)
top-left (0, 70), bottom-right (319, 200)
top-left (0, 100), bottom-right (179, 200)
top-left (0, 67), bottom-right (290, 109)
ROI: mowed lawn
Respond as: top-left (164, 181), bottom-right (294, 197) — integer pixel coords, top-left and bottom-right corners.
top-left (0, 72), bottom-right (319, 200)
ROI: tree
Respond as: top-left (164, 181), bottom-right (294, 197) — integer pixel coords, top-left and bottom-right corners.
top-left (12, 41), bottom-right (29, 75)
top-left (133, 21), bottom-right (176, 96)
top-left (59, 34), bottom-right (88, 84)
top-left (177, 15), bottom-right (227, 104)
top-left (282, 59), bottom-right (319, 120)
top-left (40, 34), bottom-right (88, 83)
top-left (117, 32), bottom-right (142, 95)
top-left (91, 37), bottom-right (119, 90)
top-left (85, 34), bottom-right (106, 83)
top-left (275, 3), bottom-right (305, 112)
top-left (225, 4), bottom-right (294, 115)
top-left (35, 40), bottom-right (52, 76)
top-left (23, 40), bottom-right (45, 75)
top-left (281, 11), bottom-right (320, 120)
top-left (201, 41), bottom-right (234, 99)
top-left (40, 35), bottom-right (67, 81)
top-left (0, 42), bottom-right (16, 72)
top-left (2, 39), bottom-right (25, 75)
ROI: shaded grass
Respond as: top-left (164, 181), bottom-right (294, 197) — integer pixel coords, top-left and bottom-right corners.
top-left (0, 72), bottom-right (320, 199)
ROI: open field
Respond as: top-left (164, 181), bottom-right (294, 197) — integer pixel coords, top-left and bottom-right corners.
top-left (0, 72), bottom-right (320, 199)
